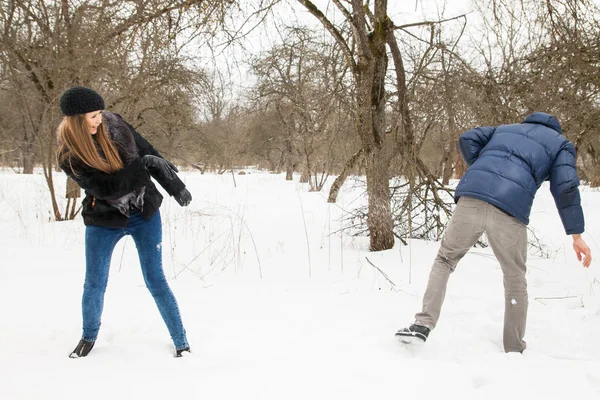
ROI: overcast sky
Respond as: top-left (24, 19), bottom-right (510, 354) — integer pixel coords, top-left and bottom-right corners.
top-left (185, 1), bottom-right (475, 100)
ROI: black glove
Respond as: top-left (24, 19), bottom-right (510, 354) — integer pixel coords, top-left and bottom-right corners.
top-left (174, 188), bottom-right (192, 207)
top-left (166, 160), bottom-right (179, 173)
top-left (141, 155), bottom-right (177, 180)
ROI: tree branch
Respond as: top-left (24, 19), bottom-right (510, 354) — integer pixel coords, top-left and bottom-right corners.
top-left (394, 13), bottom-right (467, 30)
top-left (350, 0), bottom-right (373, 60)
top-left (332, 0), bottom-right (354, 27)
top-left (13, 50), bottom-right (51, 103)
top-left (296, 0), bottom-right (358, 74)
top-left (14, 1), bottom-right (53, 38)
top-left (102, 0), bottom-right (205, 42)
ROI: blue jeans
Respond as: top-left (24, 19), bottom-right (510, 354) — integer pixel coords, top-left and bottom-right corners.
top-left (82, 209), bottom-right (189, 350)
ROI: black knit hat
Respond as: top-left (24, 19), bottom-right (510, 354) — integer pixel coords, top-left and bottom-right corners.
top-left (59, 86), bottom-right (105, 116)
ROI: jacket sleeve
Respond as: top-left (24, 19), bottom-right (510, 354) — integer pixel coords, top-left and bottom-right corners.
top-left (127, 121), bottom-right (163, 158)
top-left (457, 126), bottom-right (496, 167)
top-left (59, 158), bottom-right (149, 200)
top-left (126, 122), bottom-right (186, 197)
top-left (549, 142), bottom-right (585, 235)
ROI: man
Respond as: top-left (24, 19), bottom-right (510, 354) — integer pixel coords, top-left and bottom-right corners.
top-left (395, 112), bottom-right (592, 353)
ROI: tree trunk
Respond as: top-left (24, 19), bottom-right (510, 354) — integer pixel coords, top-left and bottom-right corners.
top-left (285, 136), bottom-right (293, 181)
top-left (299, 168), bottom-right (309, 183)
top-left (441, 143), bottom-right (453, 185)
top-left (46, 167), bottom-right (63, 221)
top-left (296, 0), bottom-right (394, 250)
top-left (355, 42), bottom-right (395, 251)
top-left (349, 3), bottom-right (394, 251)
top-left (22, 151), bottom-right (34, 174)
top-left (40, 124), bottom-right (64, 221)
top-left (365, 148), bottom-right (394, 251)
top-left (328, 148), bottom-right (366, 203)
top-left (454, 149), bottom-right (467, 179)
top-left (66, 176), bottom-right (81, 199)
top-left (441, 52), bottom-right (458, 185)
top-left (590, 159), bottom-right (600, 187)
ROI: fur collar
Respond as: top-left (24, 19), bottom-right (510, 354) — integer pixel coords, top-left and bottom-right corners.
top-left (101, 112), bottom-right (139, 164)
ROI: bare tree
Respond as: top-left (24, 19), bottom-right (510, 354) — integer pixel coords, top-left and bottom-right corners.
top-left (251, 27), bottom-right (353, 189)
top-left (293, 0), bottom-right (398, 250)
top-left (0, 0), bottom-right (233, 220)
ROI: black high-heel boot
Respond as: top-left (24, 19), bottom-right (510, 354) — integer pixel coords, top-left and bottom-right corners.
top-left (175, 347), bottom-right (191, 358)
top-left (69, 339), bottom-right (95, 358)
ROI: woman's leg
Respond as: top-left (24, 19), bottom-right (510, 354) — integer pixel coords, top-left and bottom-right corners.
top-left (129, 210), bottom-right (189, 350)
top-left (82, 225), bottom-right (124, 341)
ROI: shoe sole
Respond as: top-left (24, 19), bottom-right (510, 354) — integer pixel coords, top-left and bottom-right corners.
top-left (395, 333), bottom-right (427, 345)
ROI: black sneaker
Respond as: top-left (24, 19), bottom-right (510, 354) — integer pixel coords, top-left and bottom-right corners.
top-left (176, 347), bottom-right (191, 358)
top-left (395, 324), bottom-right (430, 344)
top-left (69, 339), bottom-right (95, 358)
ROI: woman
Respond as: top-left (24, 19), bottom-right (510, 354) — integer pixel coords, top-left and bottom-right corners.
top-left (57, 86), bottom-right (192, 358)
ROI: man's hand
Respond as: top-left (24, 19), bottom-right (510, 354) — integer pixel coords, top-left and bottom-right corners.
top-left (572, 234), bottom-right (592, 268)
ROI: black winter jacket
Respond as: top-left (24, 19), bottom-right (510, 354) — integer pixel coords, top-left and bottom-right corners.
top-left (59, 112), bottom-right (186, 228)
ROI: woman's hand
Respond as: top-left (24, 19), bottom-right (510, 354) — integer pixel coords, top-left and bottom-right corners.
top-left (141, 155), bottom-right (177, 180)
top-left (174, 188), bottom-right (192, 207)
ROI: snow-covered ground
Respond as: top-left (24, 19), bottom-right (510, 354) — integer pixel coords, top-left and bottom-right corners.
top-left (1, 169), bottom-right (599, 399)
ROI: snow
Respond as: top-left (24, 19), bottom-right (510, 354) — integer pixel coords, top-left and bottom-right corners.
top-left (1, 169), bottom-right (600, 399)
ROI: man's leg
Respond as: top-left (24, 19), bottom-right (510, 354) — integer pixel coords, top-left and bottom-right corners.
top-left (486, 207), bottom-right (528, 353)
top-left (414, 197), bottom-right (485, 329)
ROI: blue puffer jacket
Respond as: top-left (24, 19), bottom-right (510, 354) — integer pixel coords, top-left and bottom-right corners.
top-left (455, 112), bottom-right (584, 234)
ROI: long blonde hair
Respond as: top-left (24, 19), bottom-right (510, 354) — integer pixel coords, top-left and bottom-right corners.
top-left (57, 114), bottom-right (123, 174)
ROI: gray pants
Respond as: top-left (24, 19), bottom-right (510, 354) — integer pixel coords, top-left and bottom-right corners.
top-left (415, 196), bottom-right (528, 353)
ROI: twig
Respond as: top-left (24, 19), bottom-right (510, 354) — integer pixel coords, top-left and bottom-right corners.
top-left (297, 191), bottom-right (312, 277)
top-left (394, 13), bottom-right (468, 30)
top-left (203, 204), bottom-right (263, 279)
top-left (0, 148), bottom-right (18, 156)
top-left (173, 230), bottom-right (229, 278)
top-left (534, 294), bottom-right (581, 306)
top-left (230, 169), bottom-right (237, 188)
top-left (365, 256), bottom-right (396, 289)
